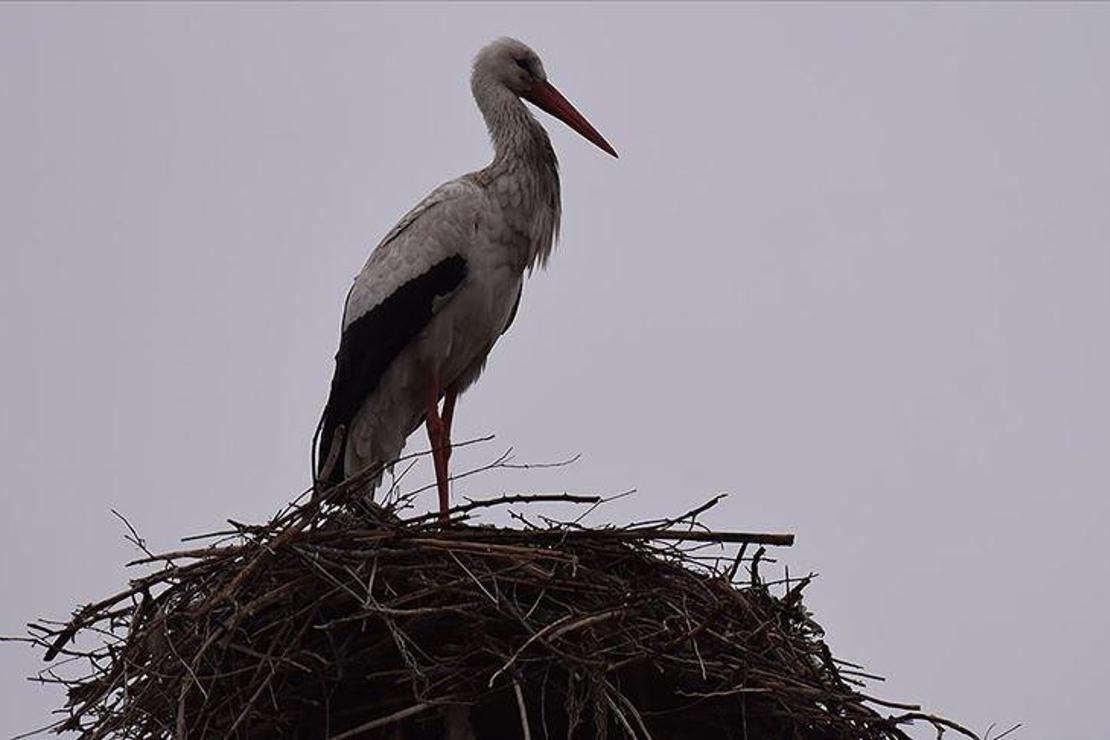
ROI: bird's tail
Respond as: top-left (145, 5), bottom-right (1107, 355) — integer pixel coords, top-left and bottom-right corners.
top-left (312, 405), bottom-right (347, 490)
top-left (312, 411), bottom-right (390, 501)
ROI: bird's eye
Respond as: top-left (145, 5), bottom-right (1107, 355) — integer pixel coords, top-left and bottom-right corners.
top-left (514, 58), bottom-right (532, 75)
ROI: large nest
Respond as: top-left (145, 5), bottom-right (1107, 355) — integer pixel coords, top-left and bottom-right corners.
top-left (20, 470), bottom-right (981, 739)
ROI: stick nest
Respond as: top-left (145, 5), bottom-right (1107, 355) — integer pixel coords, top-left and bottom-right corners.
top-left (21, 483), bottom-right (978, 740)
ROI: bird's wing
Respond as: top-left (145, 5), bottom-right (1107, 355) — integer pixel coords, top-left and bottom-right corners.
top-left (316, 179), bottom-right (483, 483)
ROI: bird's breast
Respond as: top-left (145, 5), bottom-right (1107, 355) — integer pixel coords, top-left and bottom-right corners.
top-left (476, 165), bottom-right (560, 273)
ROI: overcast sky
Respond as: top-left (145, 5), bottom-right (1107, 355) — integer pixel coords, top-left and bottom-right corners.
top-left (2, 3), bottom-right (1108, 738)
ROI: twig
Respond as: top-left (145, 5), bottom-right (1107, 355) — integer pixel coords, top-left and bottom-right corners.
top-left (327, 701), bottom-right (437, 740)
top-left (475, 529), bottom-right (794, 547)
top-left (514, 680), bottom-right (533, 740)
top-left (887, 712), bottom-right (983, 740)
top-left (403, 492), bottom-right (603, 524)
top-left (638, 494), bottom-right (727, 531)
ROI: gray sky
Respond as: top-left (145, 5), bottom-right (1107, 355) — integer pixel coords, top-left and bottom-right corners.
top-left (2, 3), bottom-right (1107, 738)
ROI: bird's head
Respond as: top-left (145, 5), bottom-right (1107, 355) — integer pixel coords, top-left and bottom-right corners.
top-left (473, 37), bottom-right (617, 158)
top-left (473, 37), bottom-right (549, 95)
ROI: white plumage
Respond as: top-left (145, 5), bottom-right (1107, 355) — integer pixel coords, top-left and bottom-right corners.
top-left (316, 37), bottom-right (616, 516)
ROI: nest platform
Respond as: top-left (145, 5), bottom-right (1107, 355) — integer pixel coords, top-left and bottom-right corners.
top-left (20, 483), bottom-right (980, 740)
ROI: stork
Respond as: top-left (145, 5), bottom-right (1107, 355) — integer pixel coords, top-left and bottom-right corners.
top-left (315, 37), bottom-right (616, 517)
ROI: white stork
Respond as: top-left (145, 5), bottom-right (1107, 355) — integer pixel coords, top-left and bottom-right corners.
top-left (315, 37), bottom-right (616, 516)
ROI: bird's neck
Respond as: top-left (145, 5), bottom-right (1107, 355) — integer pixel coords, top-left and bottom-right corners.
top-left (475, 84), bottom-right (557, 170)
top-left (473, 83), bottom-right (562, 271)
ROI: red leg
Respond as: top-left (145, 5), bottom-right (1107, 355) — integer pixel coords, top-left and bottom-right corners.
top-left (441, 385), bottom-right (459, 465)
top-left (424, 372), bottom-right (450, 521)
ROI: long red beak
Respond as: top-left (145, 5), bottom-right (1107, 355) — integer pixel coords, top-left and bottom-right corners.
top-left (523, 80), bottom-right (618, 158)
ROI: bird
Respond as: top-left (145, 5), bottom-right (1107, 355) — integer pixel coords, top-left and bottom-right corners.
top-left (314, 37), bottom-right (616, 518)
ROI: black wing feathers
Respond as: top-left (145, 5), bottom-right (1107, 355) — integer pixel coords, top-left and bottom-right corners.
top-left (316, 255), bottom-right (467, 484)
